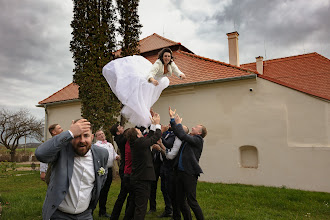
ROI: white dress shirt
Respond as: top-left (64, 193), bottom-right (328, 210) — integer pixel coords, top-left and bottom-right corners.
top-left (95, 141), bottom-right (118, 168)
top-left (150, 124), bottom-right (161, 131)
top-left (40, 162), bottom-right (48, 173)
top-left (166, 137), bottom-right (182, 160)
top-left (58, 150), bottom-right (95, 214)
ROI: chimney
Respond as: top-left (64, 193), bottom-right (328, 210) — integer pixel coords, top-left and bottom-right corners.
top-left (256, 56), bottom-right (263, 74)
top-left (226, 31), bottom-right (240, 67)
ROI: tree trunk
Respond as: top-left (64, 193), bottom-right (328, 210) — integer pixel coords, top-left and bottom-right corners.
top-left (10, 150), bottom-right (16, 162)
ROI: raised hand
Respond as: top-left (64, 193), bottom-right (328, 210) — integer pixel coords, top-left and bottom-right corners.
top-left (169, 107), bottom-right (176, 118)
top-left (152, 144), bottom-right (161, 151)
top-left (161, 125), bottom-right (169, 133)
top-left (174, 114), bottom-right (182, 124)
top-left (150, 108), bottom-right (155, 117)
top-left (69, 119), bottom-right (91, 137)
top-left (152, 113), bottom-right (161, 125)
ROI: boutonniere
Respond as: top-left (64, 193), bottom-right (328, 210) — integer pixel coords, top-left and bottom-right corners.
top-left (97, 167), bottom-right (105, 176)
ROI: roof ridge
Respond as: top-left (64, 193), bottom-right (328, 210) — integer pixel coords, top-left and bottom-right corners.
top-left (259, 74), bottom-right (330, 101)
top-left (139, 34), bottom-right (155, 46)
top-left (152, 33), bottom-right (180, 45)
top-left (177, 50), bottom-right (258, 75)
top-left (243, 52), bottom-right (322, 65)
top-left (38, 82), bottom-right (77, 104)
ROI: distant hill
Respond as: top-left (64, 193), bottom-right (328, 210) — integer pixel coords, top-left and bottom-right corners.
top-left (17, 143), bottom-right (41, 149)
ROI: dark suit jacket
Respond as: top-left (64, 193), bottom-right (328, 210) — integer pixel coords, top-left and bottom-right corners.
top-left (130, 128), bottom-right (162, 181)
top-left (35, 131), bottom-right (109, 220)
top-left (171, 120), bottom-right (204, 176)
top-left (114, 134), bottom-right (127, 175)
top-left (161, 131), bottom-right (176, 168)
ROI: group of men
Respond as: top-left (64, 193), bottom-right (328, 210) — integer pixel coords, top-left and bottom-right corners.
top-left (35, 107), bottom-right (207, 220)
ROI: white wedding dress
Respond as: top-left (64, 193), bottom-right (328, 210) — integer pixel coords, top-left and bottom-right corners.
top-left (102, 55), bottom-right (169, 128)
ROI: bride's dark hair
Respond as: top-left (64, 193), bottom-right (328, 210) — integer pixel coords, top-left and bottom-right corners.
top-left (158, 48), bottom-right (173, 65)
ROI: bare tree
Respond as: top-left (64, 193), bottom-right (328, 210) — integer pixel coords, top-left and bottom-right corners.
top-left (0, 109), bottom-right (43, 162)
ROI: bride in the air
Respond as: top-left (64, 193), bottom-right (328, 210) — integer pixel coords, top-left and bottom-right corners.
top-left (102, 48), bottom-right (186, 128)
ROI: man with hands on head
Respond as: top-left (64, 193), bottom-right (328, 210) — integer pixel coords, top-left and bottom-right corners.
top-left (169, 107), bottom-right (207, 220)
top-left (35, 119), bottom-right (109, 220)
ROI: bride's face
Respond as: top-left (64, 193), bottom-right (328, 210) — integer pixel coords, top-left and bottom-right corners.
top-left (163, 52), bottom-right (171, 65)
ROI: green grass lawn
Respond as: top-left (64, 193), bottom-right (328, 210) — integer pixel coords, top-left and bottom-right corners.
top-left (0, 170), bottom-right (329, 220)
top-left (16, 147), bottom-right (37, 153)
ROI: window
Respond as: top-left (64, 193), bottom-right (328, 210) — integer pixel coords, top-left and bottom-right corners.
top-left (239, 145), bottom-right (258, 168)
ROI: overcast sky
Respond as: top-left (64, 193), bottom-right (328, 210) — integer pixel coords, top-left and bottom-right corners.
top-left (0, 0), bottom-right (329, 121)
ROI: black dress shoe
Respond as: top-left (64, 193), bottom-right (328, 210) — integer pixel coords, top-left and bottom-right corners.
top-left (158, 212), bottom-right (173, 218)
top-left (99, 213), bottom-right (111, 218)
top-left (147, 209), bottom-right (156, 214)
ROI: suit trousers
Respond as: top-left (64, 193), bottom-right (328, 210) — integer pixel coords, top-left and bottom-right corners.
top-left (170, 170), bottom-right (191, 220)
top-left (160, 164), bottom-right (173, 214)
top-left (123, 175), bottom-right (135, 220)
top-left (133, 179), bottom-right (152, 220)
top-left (176, 170), bottom-right (204, 220)
top-left (150, 160), bottom-right (161, 211)
top-left (99, 167), bottom-right (113, 215)
top-left (51, 208), bottom-right (93, 220)
top-left (110, 172), bottom-right (130, 220)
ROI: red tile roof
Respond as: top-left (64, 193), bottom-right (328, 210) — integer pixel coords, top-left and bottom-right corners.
top-left (38, 50), bottom-right (255, 105)
top-left (139, 33), bottom-right (181, 53)
top-left (115, 33), bottom-right (191, 56)
top-left (38, 83), bottom-right (79, 104)
top-left (144, 50), bottom-right (255, 86)
top-left (241, 52), bottom-right (330, 100)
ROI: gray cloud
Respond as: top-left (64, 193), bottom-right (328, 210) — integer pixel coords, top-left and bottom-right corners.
top-left (0, 0), bottom-right (73, 118)
top-left (168, 0), bottom-right (329, 62)
top-left (205, 0), bottom-right (330, 61)
top-left (1, 0), bottom-right (329, 120)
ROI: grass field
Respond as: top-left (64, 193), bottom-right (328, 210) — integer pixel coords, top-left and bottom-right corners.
top-left (0, 170), bottom-right (329, 220)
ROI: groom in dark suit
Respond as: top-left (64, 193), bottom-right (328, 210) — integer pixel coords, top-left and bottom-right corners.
top-left (169, 107), bottom-right (207, 220)
top-left (35, 119), bottom-right (109, 220)
top-left (126, 112), bottom-right (162, 220)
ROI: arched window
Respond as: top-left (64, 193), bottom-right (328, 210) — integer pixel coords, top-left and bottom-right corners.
top-left (239, 145), bottom-right (258, 168)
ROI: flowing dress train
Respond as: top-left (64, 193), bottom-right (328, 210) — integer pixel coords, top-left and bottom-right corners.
top-left (102, 55), bottom-right (169, 128)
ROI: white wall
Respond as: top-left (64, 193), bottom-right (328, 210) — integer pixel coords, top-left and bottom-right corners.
top-left (152, 77), bottom-right (330, 192)
top-left (43, 77), bottom-right (330, 192)
top-left (45, 102), bottom-right (82, 140)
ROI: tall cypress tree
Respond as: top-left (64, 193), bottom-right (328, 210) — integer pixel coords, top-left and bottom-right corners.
top-left (116, 0), bottom-right (142, 57)
top-left (115, 0), bottom-right (142, 125)
top-left (70, 0), bottom-right (121, 136)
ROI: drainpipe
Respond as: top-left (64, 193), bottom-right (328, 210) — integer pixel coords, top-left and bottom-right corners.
top-left (44, 105), bottom-right (48, 142)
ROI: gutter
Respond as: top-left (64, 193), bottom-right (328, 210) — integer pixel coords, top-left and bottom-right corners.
top-left (168, 74), bottom-right (256, 89)
top-left (35, 99), bottom-right (80, 108)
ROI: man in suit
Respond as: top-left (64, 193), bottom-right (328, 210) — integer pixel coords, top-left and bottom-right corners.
top-left (156, 124), bottom-right (175, 218)
top-left (169, 107), bottom-right (207, 220)
top-left (40, 123), bottom-right (63, 182)
top-left (126, 112), bottom-right (162, 220)
top-left (95, 130), bottom-right (120, 218)
top-left (110, 124), bottom-right (130, 220)
top-left (148, 141), bottom-right (162, 214)
top-left (35, 119), bottom-right (109, 220)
